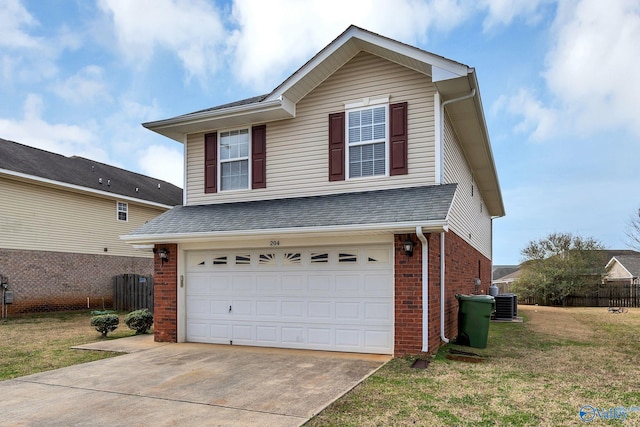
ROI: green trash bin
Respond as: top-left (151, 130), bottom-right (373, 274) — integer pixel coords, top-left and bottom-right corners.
top-left (455, 294), bottom-right (495, 348)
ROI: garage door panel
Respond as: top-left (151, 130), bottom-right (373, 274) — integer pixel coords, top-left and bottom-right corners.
top-left (256, 326), bottom-right (278, 343)
top-left (364, 302), bottom-right (393, 321)
top-left (186, 245), bottom-right (393, 354)
top-left (335, 302), bottom-right (361, 320)
top-left (335, 275), bottom-right (361, 294)
top-left (256, 300), bottom-right (279, 317)
top-left (308, 301), bottom-right (331, 319)
top-left (282, 327), bottom-right (305, 344)
top-left (282, 301), bottom-right (305, 318)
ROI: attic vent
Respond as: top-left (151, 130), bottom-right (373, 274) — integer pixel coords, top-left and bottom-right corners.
top-left (107, 179), bottom-right (111, 186)
top-left (157, 183), bottom-right (161, 189)
top-left (99, 178), bottom-right (103, 184)
top-left (91, 166), bottom-right (95, 172)
top-left (135, 187), bottom-right (139, 193)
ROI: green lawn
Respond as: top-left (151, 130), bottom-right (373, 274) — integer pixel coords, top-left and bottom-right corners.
top-left (0, 311), bottom-right (135, 380)
top-left (306, 306), bottom-right (640, 426)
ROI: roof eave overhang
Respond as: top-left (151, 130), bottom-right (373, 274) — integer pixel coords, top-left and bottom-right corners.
top-left (434, 72), bottom-right (506, 218)
top-left (0, 168), bottom-right (175, 209)
top-left (121, 220), bottom-right (450, 245)
top-left (142, 97), bottom-right (296, 143)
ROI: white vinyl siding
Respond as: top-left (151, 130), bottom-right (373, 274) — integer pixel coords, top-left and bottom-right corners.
top-left (0, 176), bottom-right (166, 257)
top-left (185, 52), bottom-right (437, 205)
top-left (443, 114), bottom-right (492, 259)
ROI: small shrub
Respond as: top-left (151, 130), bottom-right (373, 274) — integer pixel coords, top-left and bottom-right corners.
top-left (90, 314), bottom-right (119, 338)
top-left (124, 309), bottom-right (153, 334)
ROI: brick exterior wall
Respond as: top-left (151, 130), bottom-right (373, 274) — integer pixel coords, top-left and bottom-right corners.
top-left (152, 234), bottom-right (492, 355)
top-left (394, 231), bottom-right (492, 357)
top-left (0, 248), bottom-right (152, 316)
top-left (153, 244), bottom-right (178, 342)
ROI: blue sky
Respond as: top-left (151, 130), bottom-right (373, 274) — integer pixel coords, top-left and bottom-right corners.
top-left (1, 0), bottom-right (639, 265)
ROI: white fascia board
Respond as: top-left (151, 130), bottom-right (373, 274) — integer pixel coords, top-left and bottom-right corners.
top-left (605, 257), bottom-right (633, 278)
top-left (121, 220), bottom-right (449, 245)
top-left (0, 169), bottom-right (175, 209)
top-left (143, 97), bottom-right (295, 142)
top-left (266, 26), bottom-right (469, 102)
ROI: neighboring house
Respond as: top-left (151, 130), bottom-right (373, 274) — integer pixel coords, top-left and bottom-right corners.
top-left (0, 139), bottom-right (183, 315)
top-left (123, 26), bottom-right (505, 356)
top-left (605, 254), bottom-right (640, 285)
top-left (492, 266), bottom-right (521, 294)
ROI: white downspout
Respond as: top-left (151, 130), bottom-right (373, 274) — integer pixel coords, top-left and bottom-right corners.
top-left (440, 231), bottom-right (449, 343)
top-left (416, 226), bottom-right (428, 353)
top-left (438, 88), bottom-right (476, 344)
top-left (439, 89), bottom-right (476, 184)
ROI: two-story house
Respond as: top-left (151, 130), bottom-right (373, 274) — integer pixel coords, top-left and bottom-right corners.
top-left (123, 26), bottom-right (504, 356)
top-left (0, 139), bottom-right (182, 315)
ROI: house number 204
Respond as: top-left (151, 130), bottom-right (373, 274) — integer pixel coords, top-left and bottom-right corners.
top-left (270, 240), bottom-right (280, 246)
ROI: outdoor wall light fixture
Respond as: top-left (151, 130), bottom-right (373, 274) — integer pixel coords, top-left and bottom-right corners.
top-left (402, 236), bottom-right (415, 257)
top-left (156, 248), bottom-right (169, 263)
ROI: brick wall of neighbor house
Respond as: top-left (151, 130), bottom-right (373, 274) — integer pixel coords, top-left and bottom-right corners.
top-left (0, 248), bottom-right (152, 316)
top-left (153, 244), bottom-right (178, 342)
top-left (394, 232), bottom-right (492, 357)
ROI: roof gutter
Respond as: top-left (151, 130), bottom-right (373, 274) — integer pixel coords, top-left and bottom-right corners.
top-left (0, 168), bottom-right (176, 209)
top-left (121, 220), bottom-right (450, 245)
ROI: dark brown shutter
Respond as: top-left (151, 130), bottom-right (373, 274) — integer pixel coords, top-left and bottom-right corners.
top-left (251, 124), bottom-right (267, 189)
top-left (204, 132), bottom-right (217, 193)
top-left (328, 112), bottom-right (345, 181)
top-left (389, 102), bottom-right (408, 176)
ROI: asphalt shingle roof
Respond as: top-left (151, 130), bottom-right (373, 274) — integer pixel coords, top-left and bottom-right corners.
top-left (0, 138), bottom-right (183, 206)
top-left (128, 184), bottom-right (457, 236)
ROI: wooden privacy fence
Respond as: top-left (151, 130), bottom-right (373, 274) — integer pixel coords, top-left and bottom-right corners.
top-left (519, 281), bottom-right (640, 307)
top-left (113, 274), bottom-right (154, 312)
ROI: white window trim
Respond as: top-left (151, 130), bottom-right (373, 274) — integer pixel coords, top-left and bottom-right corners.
top-left (345, 103), bottom-right (390, 180)
top-left (218, 127), bottom-right (252, 192)
top-left (117, 201), bottom-right (128, 222)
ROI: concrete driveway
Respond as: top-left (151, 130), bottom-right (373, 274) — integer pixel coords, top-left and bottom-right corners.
top-left (0, 335), bottom-right (389, 427)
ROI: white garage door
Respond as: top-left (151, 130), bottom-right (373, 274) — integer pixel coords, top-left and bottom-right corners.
top-left (185, 245), bottom-right (394, 354)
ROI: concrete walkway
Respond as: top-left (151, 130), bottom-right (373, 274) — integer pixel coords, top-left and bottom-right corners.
top-left (0, 335), bottom-right (389, 427)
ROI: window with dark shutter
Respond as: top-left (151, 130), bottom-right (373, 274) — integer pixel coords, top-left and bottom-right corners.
top-left (251, 125), bottom-right (267, 189)
top-left (389, 102), bottom-right (408, 176)
top-left (204, 132), bottom-right (217, 193)
top-left (328, 112), bottom-right (345, 181)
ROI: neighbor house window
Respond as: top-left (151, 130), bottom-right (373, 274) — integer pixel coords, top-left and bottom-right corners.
top-left (346, 105), bottom-right (388, 178)
top-left (117, 202), bottom-right (128, 221)
top-left (219, 129), bottom-right (249, 191)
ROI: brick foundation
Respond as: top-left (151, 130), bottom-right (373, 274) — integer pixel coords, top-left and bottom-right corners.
top-left (0, 248), bottom-right (152, 316)
top-left (153, 244), bottom-right (178, 342)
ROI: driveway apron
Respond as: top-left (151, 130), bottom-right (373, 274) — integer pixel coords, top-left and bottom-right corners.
top-left (0, 338), bottom-right (388, 427)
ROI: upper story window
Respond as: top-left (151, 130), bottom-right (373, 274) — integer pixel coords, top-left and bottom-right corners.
top-left (347, 105), bottom-right (388, 178)
top-left (204, 125), bottom-right (266, 194)
top-left (117, 202), bottom-right (128, 221)
top-left (329, 99), bottom-right (407, 182)
top-left (219, 129), bottom-right (249, 191)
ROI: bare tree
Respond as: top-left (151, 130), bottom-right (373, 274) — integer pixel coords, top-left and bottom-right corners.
top-left (625, 208), bottom-right (640, 250)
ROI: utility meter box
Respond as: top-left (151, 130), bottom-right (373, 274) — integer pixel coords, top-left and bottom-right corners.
top-left (4, 291), bottom-right (14, 304)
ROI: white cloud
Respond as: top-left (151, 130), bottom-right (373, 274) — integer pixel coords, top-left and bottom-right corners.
top-left (0, 94), bottom-right (106, 161)
top-left (544, 0), bottom-right (640, 135)
top-left (479, 0), bottom-right (554, 30)
top-left (52, 65), bottom-right (111, 105)
top-left (137, 144), bottom-right (184, 187)
top-left (497, 0), bottom-right (640, 140)
top-left (229, 0), bottom-right (470, 91)
top-left (98, 0), bottom-right (226, 84)
top-left (0, 0), bottom-right (40, 49)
